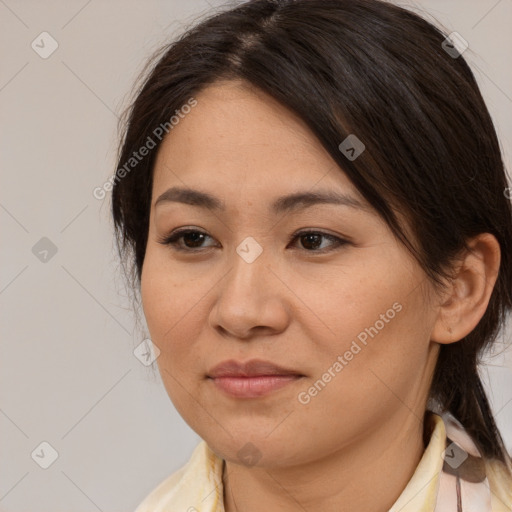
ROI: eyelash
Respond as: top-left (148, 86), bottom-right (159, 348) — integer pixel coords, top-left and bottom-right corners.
top-left (156, 228), bottom-right (349, 254)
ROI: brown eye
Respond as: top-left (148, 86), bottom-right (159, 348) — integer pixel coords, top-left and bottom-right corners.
top-left (289, 231), bottom-right (349, 253)
top-left (157, 229), bottom-right (216, 251)
top-left (157, 228), bottom-right (348, 254)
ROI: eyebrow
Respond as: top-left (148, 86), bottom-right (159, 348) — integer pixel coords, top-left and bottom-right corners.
top-left (154, 186), bottom-right (369, 214)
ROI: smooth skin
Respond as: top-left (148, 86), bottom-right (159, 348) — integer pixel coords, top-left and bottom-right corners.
top-left (140, 80), bottom-right (500, 512)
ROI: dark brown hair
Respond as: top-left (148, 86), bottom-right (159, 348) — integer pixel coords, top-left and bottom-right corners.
top-left (112, 0), bottom-right (512, 468)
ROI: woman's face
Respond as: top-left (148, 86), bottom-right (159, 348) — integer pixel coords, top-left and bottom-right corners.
top-left (141, 80), bottom-right (441, 468)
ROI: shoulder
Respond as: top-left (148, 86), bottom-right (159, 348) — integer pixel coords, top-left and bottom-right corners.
top-left (484, 458), bottom-right (512, 511)
top-left (134, 440), bottom-right (225, 512)
top-left (439, 410), bottom-right (512, 511)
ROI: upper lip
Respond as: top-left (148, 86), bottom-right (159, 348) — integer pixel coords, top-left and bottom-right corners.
top-left (207, 359), bottom-right (303, 378)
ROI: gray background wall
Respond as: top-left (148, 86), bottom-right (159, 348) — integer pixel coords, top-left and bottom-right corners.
top-left (1, 0), bottom-right (511, 510)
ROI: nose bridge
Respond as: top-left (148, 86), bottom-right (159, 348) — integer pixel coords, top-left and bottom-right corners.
top-left (228, 234), bottom-right (269, 297)
top-left (210, 234), bottom-right (285, 337)
top-left (235, 235), bottom-right (265, 266)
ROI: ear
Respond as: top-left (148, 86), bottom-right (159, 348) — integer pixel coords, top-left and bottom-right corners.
top-left (430, 233), bottom-right (501, 344)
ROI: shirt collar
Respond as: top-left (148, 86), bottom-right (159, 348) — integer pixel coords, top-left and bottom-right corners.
top-left (136, 411), bottom-right (450, 512)
top-left (388, 411), bottom-right (446, 512)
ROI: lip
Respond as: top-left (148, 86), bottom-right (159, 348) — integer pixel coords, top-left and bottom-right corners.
top-left (207, 359), bottom-right (303, 378)
top-left (207, 359), bottom-right (304, 398)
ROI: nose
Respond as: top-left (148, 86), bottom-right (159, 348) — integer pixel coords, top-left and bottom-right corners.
top-left (209, 242), bottom-right (290, 340)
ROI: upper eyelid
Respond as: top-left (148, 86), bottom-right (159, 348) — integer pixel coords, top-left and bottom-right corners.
top-left (164, 227), bottom-right (344, 240)
top-left (159, 228), bottom-right (348, 250)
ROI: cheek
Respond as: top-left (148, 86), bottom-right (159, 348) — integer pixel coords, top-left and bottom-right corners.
top-left (141, 243), bottom-right (190, 327)
top-left (301, 261), bottom-right (404, 348)
top-left (140, 251), bottom-right (206, 366)
top-left (290, 287), bottom-right (433, 460)
top-left (141, 255), bottom-right (213, 428)
top-left (304, 263), bottom-right (433, 402)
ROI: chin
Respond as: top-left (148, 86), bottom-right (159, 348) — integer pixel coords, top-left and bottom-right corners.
top-left (200, 426), bottom-right (306, 469)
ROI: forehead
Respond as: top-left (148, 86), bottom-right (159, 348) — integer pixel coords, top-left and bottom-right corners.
top-left (151, 80), bottom-right (363, 204)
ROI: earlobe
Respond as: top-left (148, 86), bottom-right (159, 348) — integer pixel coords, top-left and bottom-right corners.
top-left (430, 233), bottom-right (501, 345)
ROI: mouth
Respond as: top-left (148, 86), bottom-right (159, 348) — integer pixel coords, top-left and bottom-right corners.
top-left (207, 359), bottom-right (305, 398)
top-left (208, 374), bottom-right (304, 398)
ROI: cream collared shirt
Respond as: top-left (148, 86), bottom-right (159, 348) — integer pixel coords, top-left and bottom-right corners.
top-left (135, 412), bottom-right (512, 512)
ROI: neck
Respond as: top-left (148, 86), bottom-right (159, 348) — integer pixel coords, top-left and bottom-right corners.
top-left (222, 410), bottom-right (430, 512)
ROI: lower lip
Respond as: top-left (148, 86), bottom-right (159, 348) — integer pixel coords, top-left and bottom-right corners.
top-left (209, 375), bottom-right (302, 398)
